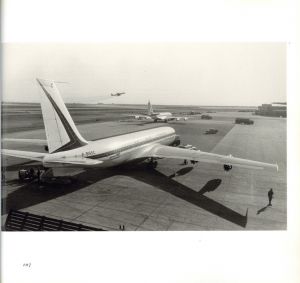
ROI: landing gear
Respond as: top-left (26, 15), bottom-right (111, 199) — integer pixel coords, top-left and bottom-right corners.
top-left (40, 167), bottom-right (53, 179)
top-left (147, 158), bottom-right (158, 169)
top-left (18, 168), bottom-right (36, 181)
top-left (223, 164), bottom-right (232, 171)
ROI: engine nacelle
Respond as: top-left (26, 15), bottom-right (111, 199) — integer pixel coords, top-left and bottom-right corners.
top-left (171, 135), bottom-right (181, 146)
top-left (223, 164), bottom-right (232, 171)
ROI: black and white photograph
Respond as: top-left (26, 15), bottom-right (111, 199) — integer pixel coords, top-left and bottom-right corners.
top-left (1, 0), bottom-right (299, 283)
top-left (1, 42), bottom-right (286, 231)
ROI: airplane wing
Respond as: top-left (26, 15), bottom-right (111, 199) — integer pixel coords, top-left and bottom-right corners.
top-left (139, 144), bottom-right (278, 171)
top-left (2, 149), bottom-right (47, 161)
top-left (2, 138), bottom-right (47, 145)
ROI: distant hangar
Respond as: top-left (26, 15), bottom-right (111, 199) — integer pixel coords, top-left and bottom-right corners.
top-left (255, 103), bottom-right (286, 117)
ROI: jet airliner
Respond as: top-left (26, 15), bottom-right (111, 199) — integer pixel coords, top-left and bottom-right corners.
top-left (132, 101), bottom-right (188, 123)
top-left (2, 79), bottom-right (278, 179)
top-left (111, 92), bottom-right (125, 97)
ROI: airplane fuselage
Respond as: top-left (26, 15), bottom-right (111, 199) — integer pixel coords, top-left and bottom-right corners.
top-left (43, 127), bottom-right (178, 168)
top-left (150, 112), bottom-right (173, 121)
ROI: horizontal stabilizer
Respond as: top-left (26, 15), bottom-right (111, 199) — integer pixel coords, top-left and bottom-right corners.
top-left (2, 138), bottom-right (47, 145)
top-left (142, 144), bottom-right (278, 171)
top-left (43, 156), bottom-right (103, 167)
top-left (2, 149), bottom-right (46, 161)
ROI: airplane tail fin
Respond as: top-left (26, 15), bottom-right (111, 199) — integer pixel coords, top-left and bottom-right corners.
top-left (147, 100), bottom-right (154, 115)
top-left (36, 78), bottom-right (88, 153)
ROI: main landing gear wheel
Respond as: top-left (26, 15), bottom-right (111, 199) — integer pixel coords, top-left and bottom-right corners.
top-left (147, 158), bottom-right (158, 169)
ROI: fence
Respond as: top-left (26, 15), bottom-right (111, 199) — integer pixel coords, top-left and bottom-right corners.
top-left (4, 209), bottom-right (105, 231)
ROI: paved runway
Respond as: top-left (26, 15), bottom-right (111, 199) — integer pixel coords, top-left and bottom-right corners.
top-left (1, 112), bottom-right (286, 230)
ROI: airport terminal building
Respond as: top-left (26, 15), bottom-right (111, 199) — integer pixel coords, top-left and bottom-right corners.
top-left (255, 103), bottom-right (287, 117)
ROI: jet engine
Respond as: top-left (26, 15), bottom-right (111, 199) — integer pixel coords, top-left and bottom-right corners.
top-left (223, 164), bottom-right (232, 171)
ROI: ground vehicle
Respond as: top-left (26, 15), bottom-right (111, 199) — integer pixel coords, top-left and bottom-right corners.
top-left (205, 128), bottom-right (218, 134)
top-left (18, 168), bottom-right (37, 181)
top-left (18, 168), bottom-right (71, 184)
top-left (235, 118), bottom-right (254, 125)
top-left (201, 114), bottom-right (212, 120)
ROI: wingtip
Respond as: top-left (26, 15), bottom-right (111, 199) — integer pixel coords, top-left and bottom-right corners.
top-left (270, 163), bottom-right (279, 172)
top-left (267, 163), bottom-right (279, 172)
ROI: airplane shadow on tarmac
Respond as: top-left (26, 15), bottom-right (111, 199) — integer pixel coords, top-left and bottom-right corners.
top-left (122, 166), bottom-right (248, 228)
top-left (198, 179), bottom-right (222, 194)
top-left (1, 169), bottom-right (116, 216)
top-left (2, 164), bottom-right (248, 228)
top-left (169, 166), bottom-right (194, 178)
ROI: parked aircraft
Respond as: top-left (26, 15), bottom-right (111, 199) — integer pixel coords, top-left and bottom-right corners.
top-left (2, 79), bottom-right (278, 180)
top-left (272, 102), bottom-right (286, 105)
top-left (132, 101), bottom-right (188, 123)
top-left (111, 92), bottom-right (125, 97)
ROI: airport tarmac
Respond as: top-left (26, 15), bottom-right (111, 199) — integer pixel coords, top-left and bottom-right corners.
top-left (1, 109), bottom-right (286, 230)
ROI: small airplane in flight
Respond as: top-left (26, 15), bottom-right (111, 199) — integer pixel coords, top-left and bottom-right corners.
top-left (132, 101), bottom-right (188, 123)
top-left (2, 79), bottom-right (278, 180)
top-left (111, 92), bottom-right (125, 97)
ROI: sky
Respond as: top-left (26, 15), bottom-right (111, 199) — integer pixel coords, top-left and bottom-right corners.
top-left (2, 42), bottom-right (286, 106)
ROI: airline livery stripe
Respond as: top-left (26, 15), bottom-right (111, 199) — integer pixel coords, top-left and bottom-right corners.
top-left (89, 133), bottom-right (175, 159)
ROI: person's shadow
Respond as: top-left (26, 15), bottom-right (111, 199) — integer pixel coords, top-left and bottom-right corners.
top-left (257, 205), bottom-right (269, 215)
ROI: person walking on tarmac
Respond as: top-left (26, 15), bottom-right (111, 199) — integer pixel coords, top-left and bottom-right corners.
top-left (268, 188), bottom-right (274, 206)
